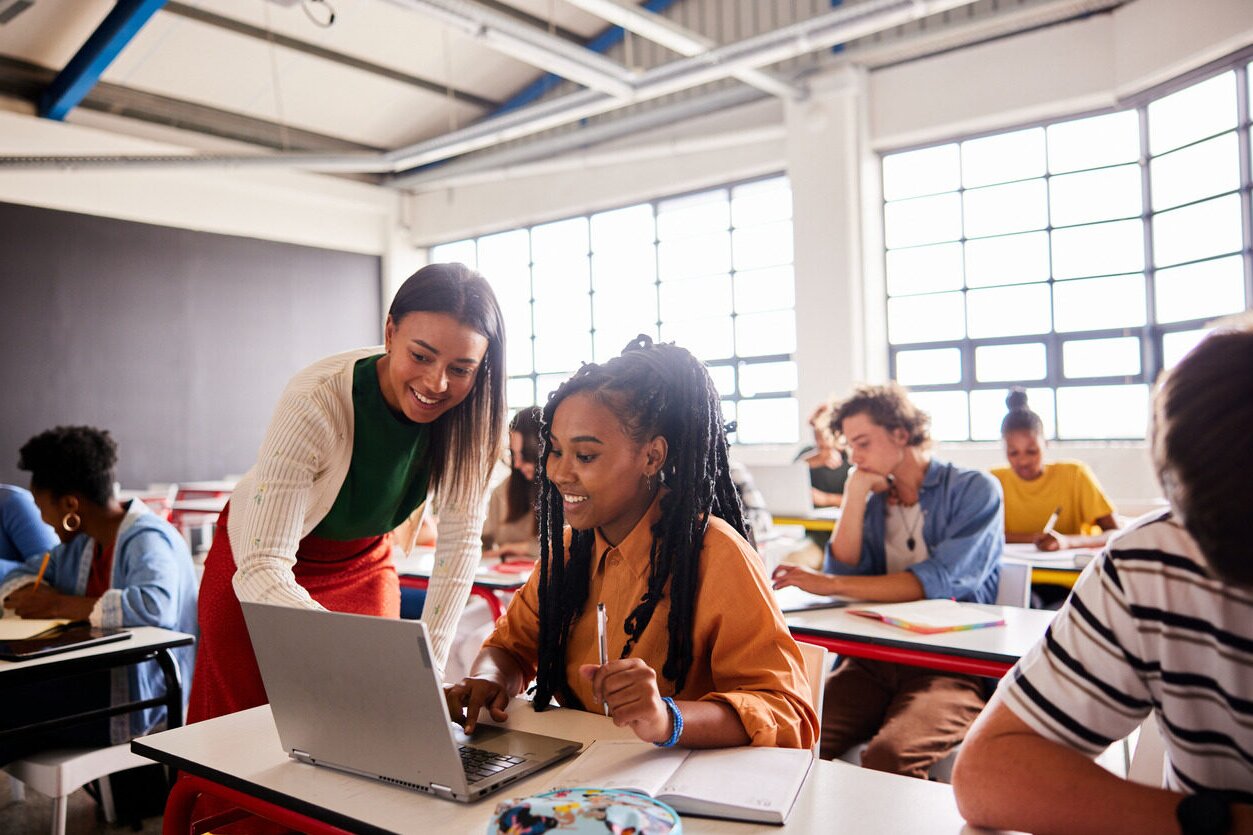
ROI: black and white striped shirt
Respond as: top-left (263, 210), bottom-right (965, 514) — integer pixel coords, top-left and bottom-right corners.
top-left (999, 510), bottom-right (1253, 801)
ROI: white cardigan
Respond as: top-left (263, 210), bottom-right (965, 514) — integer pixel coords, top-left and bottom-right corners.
top-left (228, 346), bottom-right (488, 673)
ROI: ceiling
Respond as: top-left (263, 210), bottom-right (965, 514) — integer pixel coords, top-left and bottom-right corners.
top-left (0, 0), bottom-right (1127, 187)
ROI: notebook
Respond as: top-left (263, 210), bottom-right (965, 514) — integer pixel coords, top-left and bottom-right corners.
top-left (845, 599), bottom-right (1006, 634)
top-left (241, 602), bottom-right (581, 803)
top-left (547, 739), bottom-right (813, 824)
top-left (0, 617), bottom-right (74, 640)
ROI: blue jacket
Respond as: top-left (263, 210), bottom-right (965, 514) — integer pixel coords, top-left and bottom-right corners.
top-left (823, 459), bottom-right (1003, 604)
top-left (0, 485), bottom-right (59, 581)
top-left (0, 500), bottom-right (198, 742)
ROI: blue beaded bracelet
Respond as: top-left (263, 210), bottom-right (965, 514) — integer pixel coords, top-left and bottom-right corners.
top-left (654, 697), bottom-right (683, 748)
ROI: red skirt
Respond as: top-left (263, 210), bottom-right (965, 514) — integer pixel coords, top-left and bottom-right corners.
top-left (187, 501), bottom-right (399, 724)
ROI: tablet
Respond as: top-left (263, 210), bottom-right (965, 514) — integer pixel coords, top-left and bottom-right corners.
top-left (0, 626), bottom-right (130, 660)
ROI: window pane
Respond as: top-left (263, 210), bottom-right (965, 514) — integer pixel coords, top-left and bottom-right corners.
top-left (887, 292), bottom-right (965, 344)
top-left (1148, 71), bottom-right (1237, 156)
top-left (507, 377), bottom-right (535, 409)
top-left (531, 256), bottom-right (589, 300)
top-left (503, 307), bottom-right (534, 376)
top-left (594, 322), bottom-right (656, 364)
top-left (533, 297), bottom-right (590, 373)
top-left (536, 373), bottom-right (571, 406)
top-left (659, 273), bottom-right (731, 321)
top-left (736, 310), bottom-right (797, 357)
top-left (961, 128), bottom-right (1046, 188)
top-left (656, 189), bottom-right (728, 240)
top-left (734, 265), bottom-right (795, 313)
top-left (1050, 219), bottom-right (1145, 279)
top-left (732, 177), bottom-right (792, 227)
top-left (964, 231), bottom-right (1050, 288)
top-left (591, 249), bottom-right (655, 290)
top-left (1150, 132), bottom-right (1239, 211)
top-left (967, 284), bottom-right (1052, 338)
top-left (908, 390), bottom-right (969, 441)
top-left (975, 343), bottom-right (1047, 382)
top-left (1062, 337), bottom-right (1141, 378)
top-left (1049, 165), bottom-right (1142, 227)
top-left (1155, 255), bottom-right (1247, 324)
top-left (658, 231), bottom-right (731, 280)
top-left (721, 400), bottom-right (737, 437)
top-left (885, 242), bottom-right (963, 296)
top-left (882, 144), bottom-right (960, 200)
top-left (739, 361), bottom-right (798, 397)
top-left (660, 317), bottom-right (733, 362)
top-left (707, 365), bottom-right (735, 398)
top-left (963, 179), bottom-right (1048, 238)
top-left (591, 204), bottom-right (654, 253)
top-left (1152, 193), bottom-right (1243, 268)
top-left (735, 398), bottom-right (799, 444)
top-left (1162, 328), bottom-right (1213, 369)
top-left (895, 348), bottom-right (962, 386)
top-left (593, 281), bottom-right (657, 362)
top-left (732, 221), bottom-right (793, 271)
top-left (430, 239), bottom-right (476, 267)
top-left (1047, 111), bottom-right (1139, 173)
top-left (1053, 274), bottom-right (1146, 332)
top-left (531, 217), bottom-right (588, 261)
top-left (970, 387), bottom-right (1054, 440)
top-left (1057, 384), bottom-right (1149, 439)
top-left (884, 193), bottom-right (962, 248)
top-left (478, 232), bottom-right (531, 311)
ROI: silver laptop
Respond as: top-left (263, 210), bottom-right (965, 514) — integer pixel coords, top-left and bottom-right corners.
top-left (749, 462), bottom-right (819, 517)
top-left (241, 602), bottom-right (581, 802)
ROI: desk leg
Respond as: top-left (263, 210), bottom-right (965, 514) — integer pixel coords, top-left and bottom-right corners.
top-left (154, 648), bottom-right (184, 730)
top-left (165, 775), bottom-right (353, 835)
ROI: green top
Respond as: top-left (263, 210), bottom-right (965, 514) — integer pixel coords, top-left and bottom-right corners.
top-left (311, 355), bottom-right (431, 540)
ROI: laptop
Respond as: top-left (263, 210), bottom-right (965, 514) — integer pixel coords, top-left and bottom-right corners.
top-left (241, 602), bottom-right (581, 802)
top-left (749, 462), bottom-right (821, 517)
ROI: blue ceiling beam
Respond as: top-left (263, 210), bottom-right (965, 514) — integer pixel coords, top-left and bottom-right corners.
top-left (40, 0), bottom-right (168, 121)
top-left (494, 0), bottom-right (680, 116)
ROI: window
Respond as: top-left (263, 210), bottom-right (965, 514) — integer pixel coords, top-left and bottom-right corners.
top-left (430, 175), bottom-right (800, 444)
top-left (881, 62), bottom-right (1253, 441)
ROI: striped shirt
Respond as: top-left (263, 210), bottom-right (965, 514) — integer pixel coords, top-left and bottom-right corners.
top-left (999, 510), bottom-right (1253, 801)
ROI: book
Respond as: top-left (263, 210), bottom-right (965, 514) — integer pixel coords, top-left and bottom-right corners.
top-left (845, 599), bottom-right (1006, 634)
top-left (0, 617), bottom-right (74, 640)
top-left (547, 739), bottom-right (813, 824)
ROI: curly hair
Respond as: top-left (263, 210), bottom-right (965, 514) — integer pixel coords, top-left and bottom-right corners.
top-left (828, 382), bottom-right (931, 447)
top-left (531, 335), bottom-right (748, 710)
top-left (18, 425), bottom-right (118, 506)
top-left (1000, 387), bottom-right (1045, 437)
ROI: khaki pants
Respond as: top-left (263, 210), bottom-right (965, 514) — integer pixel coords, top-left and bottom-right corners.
top-left (820, 657), bottom-right (988, 779)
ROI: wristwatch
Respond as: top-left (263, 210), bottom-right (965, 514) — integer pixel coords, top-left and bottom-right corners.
top-left (1177, 791), bottom-right (1233, 835)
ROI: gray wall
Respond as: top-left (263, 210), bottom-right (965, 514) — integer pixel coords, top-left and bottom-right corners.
top-left (0, 201), bottom-right (381, 488)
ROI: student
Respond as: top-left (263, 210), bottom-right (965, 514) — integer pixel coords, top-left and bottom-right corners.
top-left (0, 483), bottom-right (59, 582)
top-left (771, 383), bottom-right (1002, 775)
top-left (992, 387), bottom-right (1119, 551)
top-left (0, 426), bottom-right (198, 764)
top-left (953, 320), bottom-right (1253, 834)
top-left (481, 406), bottom-right (542, 560)
top-left (446, 336), bottom-right (818, 749)
top-left (188, 263), bottom-right (506, 724)
top-left (727, 459), bottom-right (773, 546)
top-left (794, 401), bottom-right (852, 508)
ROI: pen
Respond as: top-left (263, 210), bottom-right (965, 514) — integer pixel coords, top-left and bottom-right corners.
top-left (596, 602), bottom-right (609, 716)
top-left (32, 551), bottom-right (51, 591)
top-left (1042, 507), bottom-right (1061, 537)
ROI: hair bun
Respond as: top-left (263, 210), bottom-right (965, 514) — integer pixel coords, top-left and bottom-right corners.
top-left (1006, 387), bottom-right (1029, 411)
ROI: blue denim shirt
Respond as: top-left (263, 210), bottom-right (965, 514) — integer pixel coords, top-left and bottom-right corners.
top-left (823, 459), bottom-right (1003, 604)
top-left (0, 485), bottom-right (59, 579)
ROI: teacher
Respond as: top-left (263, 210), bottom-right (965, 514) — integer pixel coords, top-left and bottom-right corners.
top-left (188, 263), bottom-right (506, 723)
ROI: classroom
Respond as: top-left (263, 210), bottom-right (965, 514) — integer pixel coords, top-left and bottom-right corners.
top-left (1, 0), bottom-right (1252, 832)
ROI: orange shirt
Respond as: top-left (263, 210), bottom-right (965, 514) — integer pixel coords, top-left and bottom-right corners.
top-left (483, 495), bottom-right (818, 749)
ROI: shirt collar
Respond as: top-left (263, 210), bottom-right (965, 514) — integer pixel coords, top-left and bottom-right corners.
top-left (920, 457), bottom-right (942, 491)
top-left (592, 490), bottom-right (665, 579)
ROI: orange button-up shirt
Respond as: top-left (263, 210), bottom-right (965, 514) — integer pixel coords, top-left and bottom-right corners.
top-left (483, 496), bottom-right (818, 749)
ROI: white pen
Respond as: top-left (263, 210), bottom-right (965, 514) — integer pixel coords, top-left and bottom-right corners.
top-left (596, 602), bottom-right (610, 716)
top-left (1042, 506), bottom-right (1061, 536)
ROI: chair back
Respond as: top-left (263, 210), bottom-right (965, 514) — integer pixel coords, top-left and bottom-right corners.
top-left (794, 640), bottom-right (829, 756)
top-left (995, 558), bottom-right (1032, 607)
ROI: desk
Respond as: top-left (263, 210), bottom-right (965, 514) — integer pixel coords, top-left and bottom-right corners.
top-left (136, 701), bottom-right (988, 835)
top-left (771, 510), bottom-right (839, 533)
top-left (787, 604), bottom-right (1054, 678)
top-left (393, 549), bottom-right (529, 622)
top-left (0, 627), bottom-right (195, 742)
top-left (1002, 542), bottom-right (1095, 590)
top-left (174, 481), bottom-right (236, 499)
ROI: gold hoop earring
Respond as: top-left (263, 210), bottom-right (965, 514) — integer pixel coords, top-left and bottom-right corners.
top-left (61, 512), bottom-right (81, 533)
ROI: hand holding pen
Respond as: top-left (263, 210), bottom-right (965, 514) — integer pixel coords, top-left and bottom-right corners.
top-left (596, 602), bottom-right (610, 716)
top-left (1035, 507), bottom-right (1064, 551)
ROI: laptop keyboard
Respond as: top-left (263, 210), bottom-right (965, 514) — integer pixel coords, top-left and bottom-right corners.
top-left (459, 745), bottom-right (525, 782)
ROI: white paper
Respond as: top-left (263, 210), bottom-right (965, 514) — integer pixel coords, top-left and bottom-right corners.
top-left (0, 618), bottom-right (72, 640)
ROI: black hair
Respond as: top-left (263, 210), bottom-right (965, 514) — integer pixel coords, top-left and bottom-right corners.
top-left (18, 426), bottom-right (118, 507)
top-left (1152, 317), bottom-right (1253, 586)
top-left (1000, 387), bottom-right (1045, 437)
top-left (531, 335), bottom-right (749, 710)
top-left (389, 263), bottom-right (507, 507)
top-left (829, 382), bottom-right (931, 447)
top-left (505, 406), bottom-right (542, 528)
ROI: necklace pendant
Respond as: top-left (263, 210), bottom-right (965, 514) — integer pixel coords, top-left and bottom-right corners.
top-left (907, 536), bottom-right (916, 551)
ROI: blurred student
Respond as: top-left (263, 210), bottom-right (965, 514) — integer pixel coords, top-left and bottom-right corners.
top-left (954, 319), bottom-right (1253, 834)
top-left (0, 483), bottom-right (58, 583)
top-left (772, 383), bottom-right (1002, 775)
top-left (0, 426), bottom-right (198, 764)
top-left (993, 387), bottom-right (1119, 552)
top-left (446, 336), bottom-right (817, 749)
top-left (795, 401), bottom-right (851, 508)
top-left (481, 406), bottom-right (542, 560)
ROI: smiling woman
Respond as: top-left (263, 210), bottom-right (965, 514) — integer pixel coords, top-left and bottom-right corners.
top-left (187, 263), bottom-right (507, 726)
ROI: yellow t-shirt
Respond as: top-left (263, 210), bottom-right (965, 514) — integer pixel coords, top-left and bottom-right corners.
top-left (991, 460), bottom-right (1115, 537)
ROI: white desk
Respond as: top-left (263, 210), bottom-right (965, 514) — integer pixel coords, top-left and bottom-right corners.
top-left (788, 604), bottom-right (1054, 678)
top-left (135, 701), bottom-right (993, 834)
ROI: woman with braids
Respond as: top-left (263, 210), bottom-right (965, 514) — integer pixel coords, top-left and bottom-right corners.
top-left (445, 336), bottom-right (817, 749)
top-left (480, 406), bottom-right (543, 560)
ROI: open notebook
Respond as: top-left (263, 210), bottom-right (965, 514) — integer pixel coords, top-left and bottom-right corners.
top-left (846, 599), bottom-right (1005, 634)
top-left (0, 617), bottom-right (74, 640)
top-left (548, 740), bottom-right (812, 824)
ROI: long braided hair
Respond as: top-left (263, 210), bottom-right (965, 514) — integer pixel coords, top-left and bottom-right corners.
top-left (531, 335), bottom-right (749, 711)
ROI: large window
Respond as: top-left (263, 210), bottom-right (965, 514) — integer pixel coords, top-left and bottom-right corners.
top-left (430, 175), bottom-right (800, 444)
top-left (882, 61), bottom-right (1253, 441)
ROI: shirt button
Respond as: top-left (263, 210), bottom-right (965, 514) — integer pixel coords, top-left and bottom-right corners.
top-left (609, 554), bottom-right (621, 567)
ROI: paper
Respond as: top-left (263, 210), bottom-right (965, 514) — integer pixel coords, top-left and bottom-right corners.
top-left (846, 599), bottom-right (1005, 634)
top-left (0, 618), bottom-right (73, 640)
top-left (772, 585), bottom-right (852, 612)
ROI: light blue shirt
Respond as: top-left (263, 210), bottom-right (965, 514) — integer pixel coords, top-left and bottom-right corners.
top-left (0, 485), bottom-right (59, 581)
top-left (823, 458), bottom-right (1003, 604)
